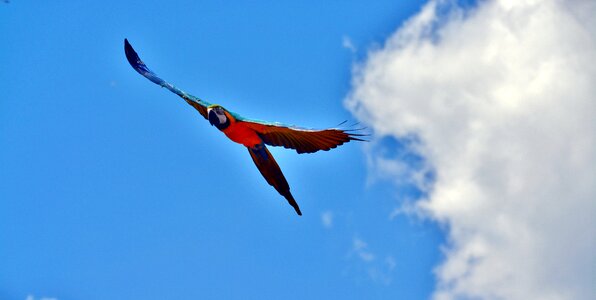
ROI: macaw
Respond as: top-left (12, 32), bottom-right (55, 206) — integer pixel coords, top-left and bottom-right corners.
top-left (124, 39), bottom-right (364, 216)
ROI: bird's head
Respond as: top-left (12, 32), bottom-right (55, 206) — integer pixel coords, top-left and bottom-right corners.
top-left (208, 105), bottom-right (231, 130)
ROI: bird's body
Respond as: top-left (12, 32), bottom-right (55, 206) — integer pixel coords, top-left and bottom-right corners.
top-left (124, 39), bottom-right (364, 216)
top-left (220, 116), bottom-right (262, 147)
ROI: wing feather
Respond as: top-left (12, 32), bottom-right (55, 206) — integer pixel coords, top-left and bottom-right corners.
top-left (124, 39), bottom-right (212, 119)
top-left (240, 120), bottom-right (366, 154)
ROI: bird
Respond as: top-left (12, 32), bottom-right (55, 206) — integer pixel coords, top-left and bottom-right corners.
top-left (124, 38), bottom-right (365, 216)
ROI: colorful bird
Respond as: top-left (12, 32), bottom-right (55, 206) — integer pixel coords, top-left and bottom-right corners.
top-left (124, 39), bottom-right (365, 216)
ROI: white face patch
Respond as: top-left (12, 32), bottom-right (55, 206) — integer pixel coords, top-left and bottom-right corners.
top-left (216, 111), bottom-right (227, 124)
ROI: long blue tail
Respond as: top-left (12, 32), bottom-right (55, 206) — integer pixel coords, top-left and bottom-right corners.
top-left (247, 144), bottom-right (302, 216)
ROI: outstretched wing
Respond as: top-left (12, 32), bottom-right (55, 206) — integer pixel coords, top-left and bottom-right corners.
top-left (239, 118), bottom-right (366, 154)
top-left (247, 144), bottom-right (302, 216)
top-left (124, 39), bottom-right (212, 119)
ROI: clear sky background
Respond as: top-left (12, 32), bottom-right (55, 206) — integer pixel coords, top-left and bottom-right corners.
top-left (3, 1), bottom-right (595, 300)
top-left (1, 1), bottom-right (442, 300)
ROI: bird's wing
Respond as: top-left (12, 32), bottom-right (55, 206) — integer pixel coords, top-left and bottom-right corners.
top-left (238, 118), bottom-right (366, 154)
top-left (124, 39), bottom-right (212, 119)
top-left (247, 144), bottom-right (302, 216)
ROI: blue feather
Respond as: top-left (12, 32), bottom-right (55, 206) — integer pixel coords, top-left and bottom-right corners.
top-left (124, 39), bottom-right (211, 107)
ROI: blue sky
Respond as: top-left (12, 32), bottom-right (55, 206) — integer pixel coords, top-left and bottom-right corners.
top-left (0, 1), bottom-right (445, 299)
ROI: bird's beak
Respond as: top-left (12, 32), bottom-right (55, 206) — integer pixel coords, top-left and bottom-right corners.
top-left (207, 108), bottom-right (215, 126)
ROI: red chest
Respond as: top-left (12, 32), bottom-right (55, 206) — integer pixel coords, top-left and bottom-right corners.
top-left (222, 122), bottom-right (262, 147)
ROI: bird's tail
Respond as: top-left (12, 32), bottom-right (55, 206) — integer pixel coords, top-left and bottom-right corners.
top-left (247, 144), bottom-right (302, 216)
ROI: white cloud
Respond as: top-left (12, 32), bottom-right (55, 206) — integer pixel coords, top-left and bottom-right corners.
top-left (342, 36), bottom-right (357, 53)
top-left (385, 255), bottom-right (396, 271)
top-left (352, 237), bottom-right (375, 262)
top-left (347, 237), bottom-right (397, 285)
top-left (26, 295), bottom-right (57, 300)
top-left (321, 211), bottom-right (334, 229)
top-left (347, 0), bottom-right (596, 299)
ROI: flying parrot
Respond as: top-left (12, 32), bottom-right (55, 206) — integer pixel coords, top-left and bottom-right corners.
top-left (124, 39), bottom-right (364, 216)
